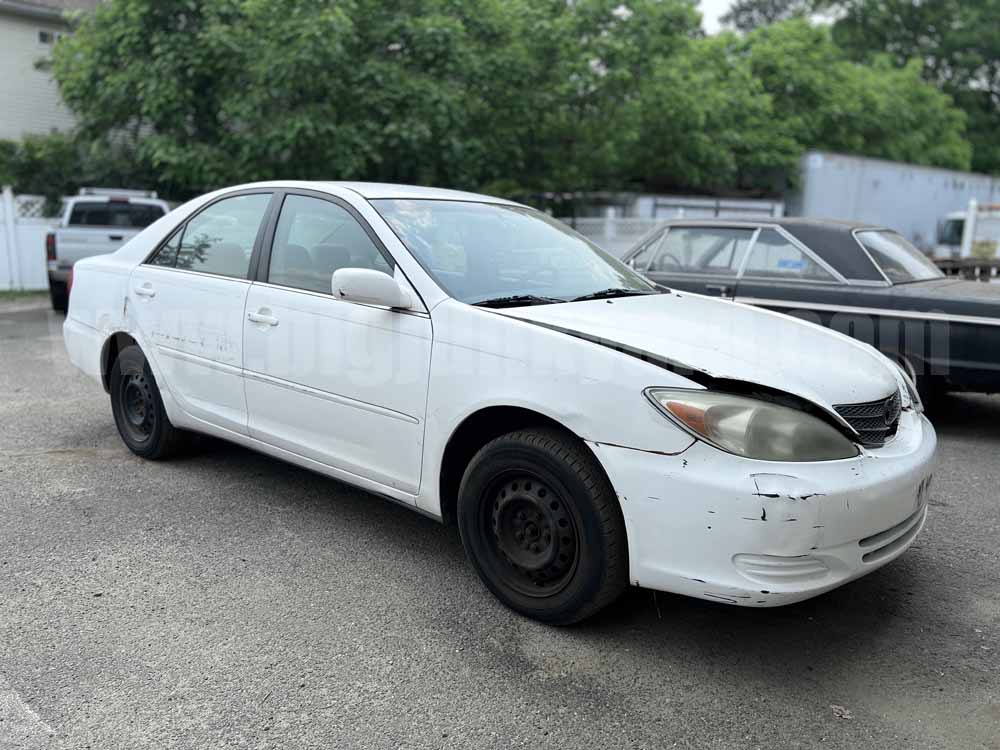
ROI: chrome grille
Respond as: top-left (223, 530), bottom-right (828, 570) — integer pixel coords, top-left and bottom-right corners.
top-left (834, 391), bottom-right (901, 447)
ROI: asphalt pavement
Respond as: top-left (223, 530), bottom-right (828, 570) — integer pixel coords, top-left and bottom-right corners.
top-left (1, 295), bottom-right (997, 749)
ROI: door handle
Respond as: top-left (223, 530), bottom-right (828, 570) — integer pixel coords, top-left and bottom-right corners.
top-left (109, 234), bottom-right (124, 241)
top-left (133, 284), bottom-right (156, 298)
top-left (705, 283), bottom-right (731, 297)
top-left (247, 310), bottom-right (279, 326)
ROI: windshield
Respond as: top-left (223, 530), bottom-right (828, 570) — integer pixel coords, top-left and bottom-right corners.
top-left (856, 230), bottom-right (943, 283)
top-left (938, 218), bottom-right (964, 246)
top-left (371, 199), bottom-right (656, 304)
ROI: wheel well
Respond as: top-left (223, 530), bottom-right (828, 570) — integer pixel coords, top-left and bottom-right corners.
top-left (438, 406), bottom-right (574, 526)
top-left (100, 332), bottom-right (139, 393)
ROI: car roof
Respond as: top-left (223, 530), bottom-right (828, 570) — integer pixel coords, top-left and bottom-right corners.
top-left (658, 217), bottom-right (885, 232)
top-left (217, 180), bottom-right (521, 206)
top-left (322, 181), bottom-right (520, 204)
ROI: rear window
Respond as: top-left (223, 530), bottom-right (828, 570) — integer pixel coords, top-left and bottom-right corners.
top-left (856, 230), bottom-right (943, 283)
top-left (68, 201), bottom-right (165, 228)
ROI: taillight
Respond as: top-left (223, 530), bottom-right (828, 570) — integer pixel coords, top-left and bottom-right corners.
top-left (67, 268), bottom-right (74, 296)
top-left (46, 232), bottom-right (56, 261)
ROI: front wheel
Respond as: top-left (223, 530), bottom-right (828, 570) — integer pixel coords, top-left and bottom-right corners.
top-left (457, 428), bottom-right (628, 625)
top-left (109, 345), bottom-right (182, 459)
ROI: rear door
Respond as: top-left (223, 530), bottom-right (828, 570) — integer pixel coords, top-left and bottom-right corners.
top-left (243, 191), bottom-right (432, 496)
top-left (730, 227), bottom-right (900, 336)
top-left (640, 226), bottom-right (756, 297)
top-left (127, 191), bottom-right (274, 435)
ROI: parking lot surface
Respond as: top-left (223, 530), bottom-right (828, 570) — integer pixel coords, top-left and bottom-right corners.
top-left (1, 296), bottom-right (997, 749)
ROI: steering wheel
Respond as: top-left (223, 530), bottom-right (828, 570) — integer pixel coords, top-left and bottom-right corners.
top-left (653, 252), bottom-right (682, 270)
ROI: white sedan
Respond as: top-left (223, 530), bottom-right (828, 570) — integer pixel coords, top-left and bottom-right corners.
top-left (64, 182), bottom-right (937, 624)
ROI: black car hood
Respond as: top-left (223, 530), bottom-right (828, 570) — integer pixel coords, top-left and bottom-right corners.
top-left (889, 278), bottom-right (1000, 318)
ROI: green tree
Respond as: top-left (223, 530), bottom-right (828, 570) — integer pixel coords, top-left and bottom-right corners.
top-left (742, 20), bottom-right (970, 170)
top-left (720, 0), bottom-right (813, 31)
top-left (50, 0), bottom-right (702, 198)
top-left (830, 0), bottom-right (1000, 173)
top-left (626, 33), bottom-right (801, 191)
top-left (43, 1), bottom-right (976, 201)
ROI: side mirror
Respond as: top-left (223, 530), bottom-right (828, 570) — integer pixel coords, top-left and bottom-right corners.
top-left (331, 268), bottom-right (412, 309)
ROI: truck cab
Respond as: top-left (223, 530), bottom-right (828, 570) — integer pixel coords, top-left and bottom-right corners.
top-left (47, 188), bottom-right (170, 311)
top-left (934, 201), bottom-right (1000, 261)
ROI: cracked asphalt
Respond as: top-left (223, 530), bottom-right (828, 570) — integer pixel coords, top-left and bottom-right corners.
top-left (1, 295), bottom-right (997, 749)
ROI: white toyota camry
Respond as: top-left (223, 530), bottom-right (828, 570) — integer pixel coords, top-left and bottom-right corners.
top-left (64, 182), bottom-right (936, 624)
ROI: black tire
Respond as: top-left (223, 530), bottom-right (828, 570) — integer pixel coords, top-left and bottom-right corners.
top-left (457, 428), bottom-right (628, 625)
top-left (49, 281), bottom-right (67, 313)
top-left (914, 374), bottom-right (943, 411)
top-left (109, 345), bottom-right (182, 459)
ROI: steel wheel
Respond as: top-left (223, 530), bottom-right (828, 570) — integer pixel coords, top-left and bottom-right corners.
top-left (118, 371), bottom-right (157, 444)
top-left (457, 428), bottom-right (628, 624)
top-left (487, 472), bottom-right (580, 597)
top-left (109, 345), bottom-right (183, 460)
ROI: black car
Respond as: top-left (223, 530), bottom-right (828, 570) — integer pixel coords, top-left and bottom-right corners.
top-left (621, 218), bottom-right (1000, 402)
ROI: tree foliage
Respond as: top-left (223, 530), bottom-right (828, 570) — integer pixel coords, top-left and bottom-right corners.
top-left (742, 20), bottom-right (971, 170)
top-left (2, 0), bottom-right (973, 202)
top-left (829, 0), bottom-right (1000, 174)
top-left (720, 0), bottom-right (813, 32)
top-left (0, 132), bottom-right (156, 208)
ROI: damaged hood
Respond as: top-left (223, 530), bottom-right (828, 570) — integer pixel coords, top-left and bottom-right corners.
top-left (494, 291), bottom-right (899, 413)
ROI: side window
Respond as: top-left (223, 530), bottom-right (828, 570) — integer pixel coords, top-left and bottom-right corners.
top-left (744, 229), bottom-right (835, 281)
top-left (267, 195), bottom-right (393, 295)
top-left (649, 227), bottom-right (754, 274)
top-left (147, 227), bottom-right (182, 267)
top-left (627, 229), bottom-right (664, 271)
top-left (175, 193), bottom-right (271, 278)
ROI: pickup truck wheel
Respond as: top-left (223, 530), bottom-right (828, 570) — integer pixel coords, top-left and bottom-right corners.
top-left (110, 345), bottom-right (181, 459)
top-left (49, 282), bottom-right (68, 313)
top-left (457, 428), bottom-right (627, 625)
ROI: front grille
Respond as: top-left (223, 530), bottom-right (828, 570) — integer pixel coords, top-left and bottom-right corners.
top-left (834, 391), bottom-right (901, 447)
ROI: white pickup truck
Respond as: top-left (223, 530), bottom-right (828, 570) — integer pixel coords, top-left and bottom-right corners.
top-left (46, 188), bottom-right (171, 311)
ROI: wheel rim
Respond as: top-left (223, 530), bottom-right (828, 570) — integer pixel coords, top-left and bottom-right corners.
top-left (484, 472), bottom-right (579, 598)
top-left (118, 370), bottom-right (156, 443)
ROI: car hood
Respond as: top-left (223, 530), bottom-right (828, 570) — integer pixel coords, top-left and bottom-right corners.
top-left (893, 277), bottom-right (1000, 302)
top-left (494, 291), bottom-right (899, 416)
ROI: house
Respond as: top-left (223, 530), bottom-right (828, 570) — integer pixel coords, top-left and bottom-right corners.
top-left (0, 0), bottom-right (99, 140)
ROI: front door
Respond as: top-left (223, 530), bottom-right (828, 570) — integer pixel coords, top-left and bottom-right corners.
top-left (242, 192), bottom-right (432, 497)
top-left (641, 226), bottom-right (755, 297)
top-left (127, 192), bottom-right (274, 435)
top-left (732, 226), bottom-right (855, 317)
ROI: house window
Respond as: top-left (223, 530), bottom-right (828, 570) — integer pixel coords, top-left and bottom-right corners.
top-left (37, 30), bottom-right (65, 46)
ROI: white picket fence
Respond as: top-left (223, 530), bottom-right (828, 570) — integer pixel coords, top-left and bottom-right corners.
top-left (0, 188), bottom-right (53, 291)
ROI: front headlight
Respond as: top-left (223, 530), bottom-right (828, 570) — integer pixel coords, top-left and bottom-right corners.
top-left (645, 388), bottom-right (859, 462)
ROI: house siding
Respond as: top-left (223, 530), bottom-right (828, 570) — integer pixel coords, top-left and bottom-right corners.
top-left (0, 11), bottom-right (76, 140)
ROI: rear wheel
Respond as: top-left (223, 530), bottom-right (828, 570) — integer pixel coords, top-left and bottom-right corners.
top-left (49, 281), bottom-right (67, 313)
top-left (109, 345), bottom-right (182, 459)
top-left (457, 428), bottom-right (627, 625)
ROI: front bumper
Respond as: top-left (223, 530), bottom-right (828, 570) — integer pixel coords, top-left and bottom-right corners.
top-left (589, 408), bottom-right (936, 606)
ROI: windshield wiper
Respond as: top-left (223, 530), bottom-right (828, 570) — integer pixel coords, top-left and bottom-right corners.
top-left (471, 294), bottom-right (564, 308)
top-left (570, 288), bottom-right (657, 302)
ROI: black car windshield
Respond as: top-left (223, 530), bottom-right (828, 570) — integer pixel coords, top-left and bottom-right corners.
top-left (371, 199), bottom-right (656, 305)
top-left (856, 230), bottom-right (944, 283)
